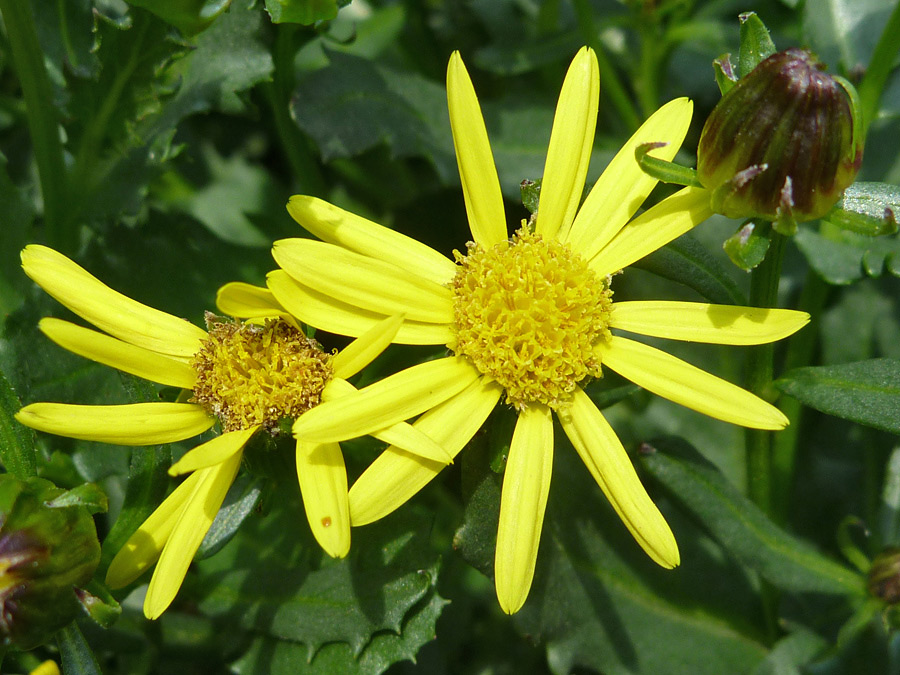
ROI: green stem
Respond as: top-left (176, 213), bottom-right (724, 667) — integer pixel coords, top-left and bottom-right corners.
top-left (745, 231), bottom-right (787, 515)
top-left (0, 0), bottom-right (71, 251)
top-left (262, 25), bottom-right (326, 196)
top-left (571, 0), bottom-right (642, 132)
top-left (857, 0), bottom-right (900, 133)
top-left (771, 271), bottom-right (829, 524)
top-left (636, 16), bottom-right (661, 119)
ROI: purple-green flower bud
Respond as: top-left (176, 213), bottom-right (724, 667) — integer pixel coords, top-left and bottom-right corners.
top-left (0, 475), bottom-right (100, 650)
top-left (697, 48), bottom-right (863, 228)
top-left (867, 547), bottom-right (900, 604)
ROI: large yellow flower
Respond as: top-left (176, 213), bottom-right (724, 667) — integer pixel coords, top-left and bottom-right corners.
top-left (239, 48), bottom-right (809, 614)
top-left (15, 246), bottom-right (448, 619)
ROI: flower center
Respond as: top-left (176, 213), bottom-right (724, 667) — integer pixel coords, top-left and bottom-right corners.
top-left (450, 226), bottom-right (613, 409)
top-left (190, 314), bottom-right (333, 432)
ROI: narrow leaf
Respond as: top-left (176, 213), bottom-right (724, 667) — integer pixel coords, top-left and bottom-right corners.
top-left (57, 624), bottom-right (103, 675)
top-left (0, 366), bottom-right (37, 478)
top-left (738, 12), bottom-right (776, 78)
top-left (633, 232), bottom-right (747, 305)
top-left (775, 358), bottom-right (900, 434)
top-left (640, 437), bottom-right (866, 595)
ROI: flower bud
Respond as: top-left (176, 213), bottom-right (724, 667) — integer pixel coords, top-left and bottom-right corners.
top-left (697, 48), bottom-right (863, 229)
top-left (0, 476), bottom-right (100, 650)
top-left (867, 547), bottom-right (900, 604)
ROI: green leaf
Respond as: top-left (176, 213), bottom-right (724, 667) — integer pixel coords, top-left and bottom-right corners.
top-left (195, 474), bottom-right (262, 560)
top-left (455, 434), bottom-right (771, 674)
top-left (775, 358), bottom-right (900, 435)
top-left (824, 182), bottom-right (900, 236)
top-left (793, 227), bottom-right (900, 285)
top-left (803, 0), bottom-right (897, 72)
top-left (633, 232), bottom-right (747, 305)
top-left (76, 581), bottom-right (123, 629)
top-left (737, 12), bottom-right (776, 78)
top-left (231, 592), bottom-right (448, 674)
top-left (149, 0), bottom-right (274, 132)
top-left (291, 52), bottom-right (457, 183)
top-left (640, 437), bottom-right (866, 595)
top-left (124, 0), bottom-right (231, 35)
top-left (0, 155), bottom-right (34, 315)
top-left (57, 623), bottom-right (103, 675)
top-left (472, 32), bottom-right (583, 76)
top-left (196, 488), bottom-right (443, 656)
top-left (0, 365), bottom-right (37, 479)
top-left (751, 627), bottom-right (828, 675)
top-left (31, 0), bottom-right (99, 82)
top-left (723, 220), bottom-right (771, 271)
top-left (265, 0), bottom-right (346, 25)
top-left (45, 483), bottom-right (109, 514)
top-left (635, 142), bottom-right (703, 187)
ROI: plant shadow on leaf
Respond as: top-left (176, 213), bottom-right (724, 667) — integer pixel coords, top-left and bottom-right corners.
top-left (455, 416), bottom-right (769, 675)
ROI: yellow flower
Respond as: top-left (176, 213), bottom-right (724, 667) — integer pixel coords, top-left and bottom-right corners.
top-left (15, 246), bottom-right (449, 619)
top-left (236, 48), bottom-right (809, 614)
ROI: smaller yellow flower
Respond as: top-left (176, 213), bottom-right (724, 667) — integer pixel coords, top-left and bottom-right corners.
top-left (15, 246), bottom-right (448, 619)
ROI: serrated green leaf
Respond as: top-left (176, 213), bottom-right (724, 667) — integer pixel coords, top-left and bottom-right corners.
top-left (0, 366), bottom-right (37, 479)
top-left (265, 0), bottom-right (345, 25)
top-left (149, 0), bottom-right (273, 131)
top-left (794, 227), bottom-right (900, 285)
top-left (775, 358), bottom-right (900, 435)
top-left (124, 0), bottom-right (231, 35)
top-left (31, 0), bottom-right (99, 82)
top-left (231, 592), bottom-right (448, 675)
top-left (196, 489), bottom-right (441, 655)
top-left (738, 12), bottom-right (776, 78)
top-left (291, 52), bottom-right (456, 183)
top-left (825, 182), bottom-right (900, 236)
top-left (633, 232), bottom-right (747, 305)
top-left (640, 437), bottom-right (866, 595)
top-left (724, 220), bottom-right (771, 271)
top-left (77, 581), bottom-right (123, 629)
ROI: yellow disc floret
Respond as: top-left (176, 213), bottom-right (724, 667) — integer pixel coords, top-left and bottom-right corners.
top-left (450, 227), bottom-right (613, 410)
top-left (191, 314), bottom-right (333, 432)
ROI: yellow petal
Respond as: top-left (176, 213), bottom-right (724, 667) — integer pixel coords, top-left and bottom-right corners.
top-left (286, 196), bottom-right (457, 285)
top-left (21, 245), bottom-right (206, 359)
top-left (589, 186), bottom-right (713, 278)
top-left (536, 47), bottom-right (599, 241)
top-left (323, 378), bottom-right (452, 464)
top-left (143, 451), bottom-right (242, 619)
top-left (447, 51), bottom-right (507, 248)
top-left (565, 98), bottom-right (694, 258)
top-left (350, 376), bottom-right (503, 525)
top-left (16, 402), bottom-right (215, 445)
top-left (216, 282), bottom-right (285, 319)
top-left (558, 388), bottom-right (679, 568)
top-left (331, 314), bottom-right (404, 379)
top-left (168, 427), bottom-right (257, 476)
top-left (39, 318), bottom-right (197, 389)
top-left (598, 336), bottom-right (789, 429)
top-left (609, 302), bottom-right (811, 345)
top-left (296, 441), bottom-right (350, 558)
top-left (273, 238), bottom-right (453, 324)
top-left (105, 470), bottom-right (204, 589)
top-left (267, 270), bottom-right (451, 345)
top-left (293, 356), bottom-right (481, 443)
top-left (494, 403), bottom-right (553, 615)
